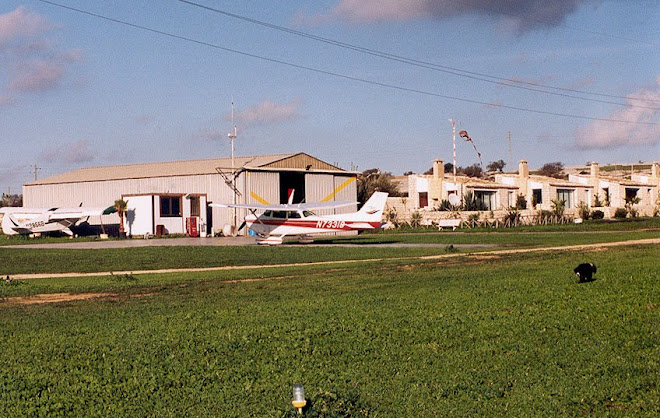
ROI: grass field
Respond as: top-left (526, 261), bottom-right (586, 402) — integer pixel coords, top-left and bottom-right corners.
top-left (0, 227), bottom-right (659, 415)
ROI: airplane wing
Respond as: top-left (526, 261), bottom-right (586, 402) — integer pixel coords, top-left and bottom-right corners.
top-left (210, 201), bottom-right (357, 212)
top-left (48, 206), bottom-right (115, 221)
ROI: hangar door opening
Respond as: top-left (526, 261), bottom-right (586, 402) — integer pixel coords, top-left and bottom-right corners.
top-left (280, 171), bottom-right (305, 204)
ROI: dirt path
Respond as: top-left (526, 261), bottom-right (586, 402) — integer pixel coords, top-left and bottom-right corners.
top-left (7, 238), bottom-right (659, 281)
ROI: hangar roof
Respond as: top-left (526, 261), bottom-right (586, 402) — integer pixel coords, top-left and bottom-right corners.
top-left (27, 153), bottom-right (348, 185)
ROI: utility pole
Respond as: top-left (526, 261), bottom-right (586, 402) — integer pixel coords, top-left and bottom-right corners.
top-left (32, 164), bottom-right (41, 181)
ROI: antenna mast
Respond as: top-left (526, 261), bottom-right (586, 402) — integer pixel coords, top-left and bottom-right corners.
top-left (227, 101), bottom-right (238, 232)
top-left (449, 119), bottom-right (457, 183)
top-left (507, 131), bottom-right (512, 171)
top-left (228, 101), bottom-right (237, 173)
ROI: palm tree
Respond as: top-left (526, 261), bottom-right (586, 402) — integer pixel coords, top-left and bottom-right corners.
top-left (114, 199), bottom-right (128, 237)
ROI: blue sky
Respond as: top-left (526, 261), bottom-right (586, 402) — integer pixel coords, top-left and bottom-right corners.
top-left (1, 0), bottom-right (658, 193)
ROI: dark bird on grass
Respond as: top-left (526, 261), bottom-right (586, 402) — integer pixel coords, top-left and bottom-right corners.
top-left (574, 263), bottom-right (597, 282)
top-left (5, 275), bottom-right (11, 283)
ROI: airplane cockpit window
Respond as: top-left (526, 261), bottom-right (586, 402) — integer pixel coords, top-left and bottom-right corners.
top-left (272, 211), bottom-right (287, 218)
top-left (49, 208), bottom-right (59, 211)
top-left (263, 210), bottom-right (272, 217)
top-left (289, 212), bottom-right (301, 219)
top-left (303, 210), bottom-right (315, 217)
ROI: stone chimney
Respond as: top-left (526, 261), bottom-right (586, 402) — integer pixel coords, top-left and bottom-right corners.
top-left (429, 159), bottom-right (444, 206)
top-left (590, 161), bottom-right (599, 178)
top-left (433, 159), bottom-right (443, 179)
top-left (518, 160), bottom-right (529, 179)
top-left (652, 162), bottom-right (659, 179)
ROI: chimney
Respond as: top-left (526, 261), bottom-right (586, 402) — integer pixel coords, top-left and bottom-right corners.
top-left (518, 160), bottom-right (529, 179)
top-left (653, 162), bottom-right (659, 179)
top-left (433, 159), bottom-right (443, 179)
top-left (590, 161), bottom-right (599, 178)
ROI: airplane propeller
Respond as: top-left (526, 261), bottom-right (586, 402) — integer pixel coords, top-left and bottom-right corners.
top-left (237, 220), bottom-right (247, 232)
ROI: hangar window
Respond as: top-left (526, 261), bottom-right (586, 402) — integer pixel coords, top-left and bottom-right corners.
top-left (160, 196), bottom-right (181, 217)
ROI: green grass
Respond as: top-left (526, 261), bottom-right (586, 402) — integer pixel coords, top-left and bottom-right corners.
top-left (1, 223), bottom-right (659, 275)
top-left (1, 244), bottom-right (659, 416)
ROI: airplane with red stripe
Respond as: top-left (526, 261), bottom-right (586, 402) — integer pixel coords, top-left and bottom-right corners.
top-left (211, 192), bottom-right (388, 245)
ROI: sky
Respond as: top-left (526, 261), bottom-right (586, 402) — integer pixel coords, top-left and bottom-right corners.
top-left (1, 0), bottom-right (658, 193)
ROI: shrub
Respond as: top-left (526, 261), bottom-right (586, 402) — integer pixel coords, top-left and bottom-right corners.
top-left (385, 208), bottom-right (400, 228)
top-left (438, 199), bottom-right (458, 211)
top-left (515, 194), bottom-right (527, 210)
top-left (504, 209), bottom-right (521, 226)
top-left (591, 210), bottom-right (605, 220)
top-left (462, 191), bottom-right (488, 211)
top-left (593, 194), bottom-right (605, 207)
top-left (467, 213), bottom-right (480, 223)
top-left (614, 208), bottom-right (628, 219)
top-left (409, 211), bottom-right (423, 228)
top-left (551, 199), bottom-right (566, 218)
top-left (577, 202), bottom-right (590, 220)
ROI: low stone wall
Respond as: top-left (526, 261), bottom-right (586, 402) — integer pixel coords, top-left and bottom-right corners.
top-left (384, 197), bottom-right (658, 225)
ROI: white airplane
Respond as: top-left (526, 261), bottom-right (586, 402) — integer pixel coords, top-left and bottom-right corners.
top-left (211, 191), bottom-right (389, 245)
top-left (0, 206), bottom-right (114, 236)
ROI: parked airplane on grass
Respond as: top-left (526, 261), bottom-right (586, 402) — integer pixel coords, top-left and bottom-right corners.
top-left (211, 192), bottom-right (389, 245)
top-left (0, 206), bottom-right (114, 236)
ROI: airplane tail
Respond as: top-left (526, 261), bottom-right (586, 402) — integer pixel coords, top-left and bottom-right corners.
top-left (357, 192), bottom-right (389, 221)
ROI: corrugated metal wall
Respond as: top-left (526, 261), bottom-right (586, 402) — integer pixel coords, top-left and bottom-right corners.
top-left (305, 174), bottom-right (334, 215)
top-left (246, 171), bottom-right (279, 205)
top-left (333, 176), bottom-right (358, 214)
top-left (22, 169), bottom-right (358, 235)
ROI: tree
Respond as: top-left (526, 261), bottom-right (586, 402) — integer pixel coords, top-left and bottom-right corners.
top-left (1, 193), bottom-right (22, 207)
top-left (357, 169), bottom-right (400, 203)
top-left (114, 199), bottom-right (128, 237)
top-left (487, 160), bottom-right (506, 172)
top-left (537, 162), bottom-right (565, 179)
top-left (460, 164), bottom-right (483, 178)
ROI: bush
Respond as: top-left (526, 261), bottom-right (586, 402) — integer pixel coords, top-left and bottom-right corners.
top-left (591, 210), bottom-right (605, 220)
top-left (409, 211), bottom-right (423, 228)
top-left (504, 209), bottom-right (521, 225)
top-left (614, 208), bottom-right (628, 219)
top-left (577, 202), bottom-right (590, 220)
top-left (438, 199), bottom-right (458, 211)
top-left (515, 194), bottom-right (527, 210)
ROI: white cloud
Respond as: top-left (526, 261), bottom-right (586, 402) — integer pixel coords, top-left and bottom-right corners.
top-left (233, 99), bottom-right (303, 126)
top-left (0, 95), bottom-right (14, 106)
top-left (305, 0), bottom-right (602, 33)
top-left (0, 7), bottom-right (81, 99)
top-left (0, 6), bottom-right (51, 45)
top-left (9, 60), bottom-right (64, 92)
top-left (40, 140), bottom-right (96, 165)
top-left (575, 77), bottom-right (660, 149)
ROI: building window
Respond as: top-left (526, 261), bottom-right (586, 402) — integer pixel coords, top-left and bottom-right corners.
top-left (419, 192), bottom-right (428, 208)
top-left (625, 188), bottom-right (639, 203)
top-left (556, 189), bottom-right (574, 208)
top-left (160, 196), bottom-right (181, 217)
top-left (532, 189), bottom-right (542, 206)
top-left (474, 190), bottom-right (496, 210)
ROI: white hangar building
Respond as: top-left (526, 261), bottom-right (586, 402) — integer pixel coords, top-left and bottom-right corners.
top-left (23, 153), bottom-right (358, 237)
